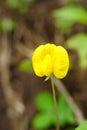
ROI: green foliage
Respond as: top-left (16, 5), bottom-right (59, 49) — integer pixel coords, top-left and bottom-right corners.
top-left (32, 112), bottom-right (54, 129)
top-left (32, 92), bottom-right (76, 129)
top-left (52, 4), bottom-right (87, 69)
top-left (0, 18), bottom-right (16, 32)
top-left (18, 59), bottom-right (33, 73)
top-left (36, 91), bottom-right (54, 111)
top-left (6, 0), bottom-right (33, 13)
top-left (75, 120), bottom-right (87, 130)
top-left (52, 5), bottom-right (87, 34)
top-left (58, 95), bottom-right (76, 126)
top-left (67, 128), bottom-right (75, 130)
top-left (66, 33), bottom-right (87, 69)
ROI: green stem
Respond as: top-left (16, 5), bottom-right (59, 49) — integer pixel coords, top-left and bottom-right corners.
top-left (50, 75), bottom-right (60, 130)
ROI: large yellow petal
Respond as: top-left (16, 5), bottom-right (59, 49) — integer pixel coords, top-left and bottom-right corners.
top-left (32, 45), bottom-right (45, 76)
top-left (32, 43), bottom-right (56, 77)
top-left (53, 46), bottom-right (69, 79)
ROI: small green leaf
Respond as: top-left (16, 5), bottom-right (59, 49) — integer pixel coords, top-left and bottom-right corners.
top-left (58, 95), bottom-right (76, 127)
top-left (52, 5), bottom-right (87, 33)
top-left (18, 59), bottom-right (33, 72)
top-left (6, 0), bottom-right (34, 13)
top-left (53, 19), bottom-right (73, 34)
top-left (66, 33), bottom-right (87, 68)
top-left (36, 92), bottom-right (54, 111)
top-left (53, 6), bottom-right (87, 24)
top-left (0, 18), bottom-right (16, 32)
top-left (75, 120), bottom-right (87, 130)
top-left (32, 113), bottom-right (54, 129)
top-left (7, 0), bottom-right (20, 9)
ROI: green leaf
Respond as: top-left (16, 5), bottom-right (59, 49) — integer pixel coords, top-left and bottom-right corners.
top-left (52, 5), bottom-right (87, 33)
top-left (66, 33), bottom-right (87, 68)
top-left (33, 92), bottom-right (76, 129)
top-left (36, 92), bottom-right (54, 111)
top-left (6, 0), bottom-right (33, 13)
top-left (53, 6), bottom-right (87, 24)
top-left (18, 59), bottom-right (33, 72)
top-left (75, 120), bottom-right (87, 130)
top-left (58, 95), bottom-right (76, 127)
top-left (32, 112), bottom-right (54, 130)
top-left (67, 128), bottom-right (75, 130)
top-left (33, 92), bottom-right (55, 129)
top-left (7, 0), bottom-right (20, 9)
top-left (0, 18), bottom-right (16, 32)
top-left (53, 19), bottom-right (73, 34)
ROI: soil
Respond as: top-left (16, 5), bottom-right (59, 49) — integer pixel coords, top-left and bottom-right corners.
top-left (0, 0), bottom-right (87, 130)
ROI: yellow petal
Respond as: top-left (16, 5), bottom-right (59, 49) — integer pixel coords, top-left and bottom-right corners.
top-left (32, 45), bottom-right (44, 77)
top-left (32, 43), bottom-right (56, 77)
top-left (53, 46), bottom-right (69, 79)
top-left (42, 54), bottom-right (53, 76)
top-left (43, 43), bottom-right (56, 56)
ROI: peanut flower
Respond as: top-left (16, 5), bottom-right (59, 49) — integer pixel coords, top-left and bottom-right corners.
top-left (32, 43), bottom-right (69, 79)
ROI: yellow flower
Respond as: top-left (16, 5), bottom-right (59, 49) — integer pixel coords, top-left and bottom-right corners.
top-left (32, 43), bottom-right (69, 79)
